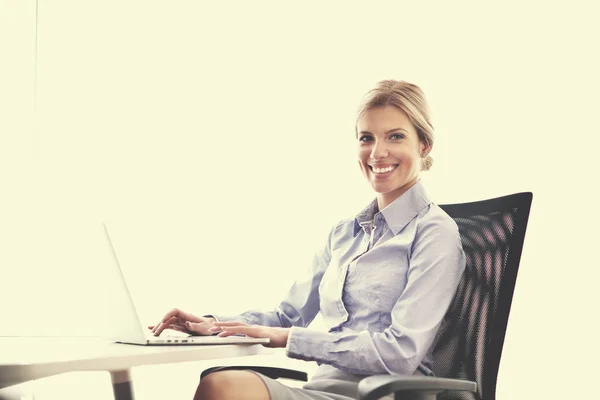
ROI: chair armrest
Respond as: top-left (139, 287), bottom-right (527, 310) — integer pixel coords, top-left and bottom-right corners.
top-left (200, 366), bottom-right (308, 382)
top-left (358, 375), bottom-right (477, 400)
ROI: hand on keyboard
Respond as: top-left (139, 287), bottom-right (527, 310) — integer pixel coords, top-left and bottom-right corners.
top-left (148, 308), bottom-right (216, 336)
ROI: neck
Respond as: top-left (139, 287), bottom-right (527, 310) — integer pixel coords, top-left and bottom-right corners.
top-left (377, 178), bottom-right (419, 210)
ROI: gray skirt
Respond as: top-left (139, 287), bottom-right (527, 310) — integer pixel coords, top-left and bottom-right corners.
top-left (250, 364), bottom-right (424, 400)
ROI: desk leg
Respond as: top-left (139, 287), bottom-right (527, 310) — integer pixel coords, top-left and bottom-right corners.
top-left (110, 370), bottom-right (134, 400)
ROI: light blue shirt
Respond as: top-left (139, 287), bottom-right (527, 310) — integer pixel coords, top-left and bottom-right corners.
top-left (216, 180), bottom-right (465, 378)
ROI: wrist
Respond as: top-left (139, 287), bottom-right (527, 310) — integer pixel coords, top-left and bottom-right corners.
top-left (202, 314), bottom-right (219, 323)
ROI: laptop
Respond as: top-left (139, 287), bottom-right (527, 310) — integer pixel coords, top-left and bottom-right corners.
top-left (103, 223), bottom-right (270, 346)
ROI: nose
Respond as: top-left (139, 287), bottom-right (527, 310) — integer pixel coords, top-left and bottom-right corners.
top-left (370, 140), bottom-right (389, 160)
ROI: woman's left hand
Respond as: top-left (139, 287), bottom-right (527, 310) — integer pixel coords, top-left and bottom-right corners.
top-left (209, 321), bottom-right (290, 348)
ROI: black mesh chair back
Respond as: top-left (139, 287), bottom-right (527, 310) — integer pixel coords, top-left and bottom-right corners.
top-left (432, 192), bottom-right (532, 400)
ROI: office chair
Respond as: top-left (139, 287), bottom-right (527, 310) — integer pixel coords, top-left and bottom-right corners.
top-left (201, 192), bottom-right (533, 400)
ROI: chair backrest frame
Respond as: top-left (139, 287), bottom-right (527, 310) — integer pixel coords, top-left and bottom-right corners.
top-left (436, 192), bottom-right (533, 400)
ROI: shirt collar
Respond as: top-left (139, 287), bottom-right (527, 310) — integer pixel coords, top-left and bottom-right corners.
top-left (353, 180), bottom-right (432, 236)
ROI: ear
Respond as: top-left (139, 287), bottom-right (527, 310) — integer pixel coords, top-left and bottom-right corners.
top-left (421, 144), bottom-right (432, 157)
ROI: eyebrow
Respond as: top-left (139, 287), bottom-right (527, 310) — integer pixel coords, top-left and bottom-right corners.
top-left (358, 128), bottom-right (409, 135)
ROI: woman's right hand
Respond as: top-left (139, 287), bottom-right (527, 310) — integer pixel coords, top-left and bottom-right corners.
top-left (148, 308), bottom-right (216, 336)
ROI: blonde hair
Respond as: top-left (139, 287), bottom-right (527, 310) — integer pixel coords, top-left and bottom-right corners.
top-left (356, 80), bottom-right (434, 171)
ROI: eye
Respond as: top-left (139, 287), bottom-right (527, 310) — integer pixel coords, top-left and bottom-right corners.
top-left (390, 133), bottom-right (405, 140)
top-left (359, 135), bottom-right (374, 143)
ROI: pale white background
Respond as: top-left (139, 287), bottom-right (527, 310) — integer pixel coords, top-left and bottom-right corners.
top-left (1, 1), bottom-right (599, 399)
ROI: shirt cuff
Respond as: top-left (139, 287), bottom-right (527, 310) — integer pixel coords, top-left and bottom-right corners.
top-left (285, 327), bottom-right (295, 355)
top-left (285, 327), bottom-right (333, 362)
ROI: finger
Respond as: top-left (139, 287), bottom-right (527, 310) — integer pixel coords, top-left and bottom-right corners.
top-left (213, 321), bottom-right (249, 327)
top-left (167, 325), bottom-right (190, 334)
top-left (158, 324), bottom-right (190, 335)
top-left (185, 320), bottom-right (212, 335)
top-left (185, 321), bottom-right (196, 333)
top-left (216, 325), bottom-right (261, 337)
top-left (151, 323), bottom-right (161, 336)
top-left (152, 317), bottom-right (176, 335)
top-left (152, 318), bottom-right (172, 335)
top-left (217, 330), bottom-right (244, 338)
top-left (161, 308), bottom-right (183, 323)
top-left (149, 324), bottom-right (166, 333)
top-left (209, 322), bottom-right (250, 335)
top-left (162, 308), bottom-right (200, 324)
top-left (154, 316), bottom-right (184, 336)
top-left (153, 322), bottom-right (170, 336)
top-left (151, 322), bottom-right (162, 335)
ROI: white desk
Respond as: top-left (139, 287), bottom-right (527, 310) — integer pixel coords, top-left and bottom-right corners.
top-left (0, 337), bottom-right (272, 400)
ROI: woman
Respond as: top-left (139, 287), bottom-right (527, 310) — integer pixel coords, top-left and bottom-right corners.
top-left (149, 80), bottom-right (466, 400)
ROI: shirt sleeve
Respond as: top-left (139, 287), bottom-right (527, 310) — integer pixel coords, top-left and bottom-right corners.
top-left (286, 218), bottom-right (466, 376)
top-left (211, 222), bottom-right (339, 328)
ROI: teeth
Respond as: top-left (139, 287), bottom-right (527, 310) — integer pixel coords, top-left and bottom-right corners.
top-left (372, 166), bottom-right (395, 174)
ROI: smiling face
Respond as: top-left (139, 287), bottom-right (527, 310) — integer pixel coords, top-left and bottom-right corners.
top-left (357, 106), bottom-right (429, 210)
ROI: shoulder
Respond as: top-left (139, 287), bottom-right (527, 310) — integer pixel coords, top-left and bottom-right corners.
top-left (413, 203), bottom-right (462, 248)
top-left (419, 203), bottom-right (459, 233)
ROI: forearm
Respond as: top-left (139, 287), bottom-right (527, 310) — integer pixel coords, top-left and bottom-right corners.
top-left (285, 327), bottom-right (422, 376)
